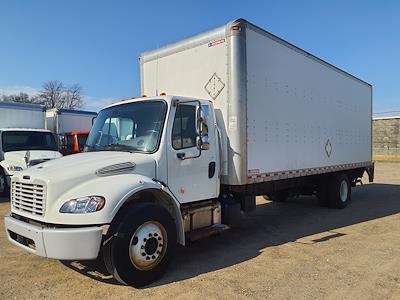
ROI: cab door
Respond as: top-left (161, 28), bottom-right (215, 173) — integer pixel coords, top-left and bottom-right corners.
top-left (167, 101), bottom-right (219, 203)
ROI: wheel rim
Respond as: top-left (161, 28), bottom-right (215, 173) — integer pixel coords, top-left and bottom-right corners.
top-left (129, 221), bottom-right (167, 271)
top-left (339, 180), bottom-right (348, 203)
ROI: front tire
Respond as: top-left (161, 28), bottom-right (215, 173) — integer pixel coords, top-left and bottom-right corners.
top-left (103, 203), bottom-right (177, 287)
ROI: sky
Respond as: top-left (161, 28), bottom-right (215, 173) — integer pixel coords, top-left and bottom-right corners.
top-left (0, 0), bottom-right (399, 112)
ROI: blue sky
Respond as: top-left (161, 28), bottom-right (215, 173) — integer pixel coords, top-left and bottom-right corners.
top-left (0, 0), bottom-right (399, 112)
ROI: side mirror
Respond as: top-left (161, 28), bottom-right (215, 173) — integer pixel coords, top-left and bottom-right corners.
top-left (58, 135), bottom-right (67, 150)
top-left (196, 106), bottom-right (210, 151)
top-left (197, 135), bottom-right (209, 150)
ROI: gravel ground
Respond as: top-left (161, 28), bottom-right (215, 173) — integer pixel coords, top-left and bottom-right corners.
top-left (0, 162), bottom-right (399, 299)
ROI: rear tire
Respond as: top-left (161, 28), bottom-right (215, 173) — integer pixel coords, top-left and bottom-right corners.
top-left (328, 173), bottom-right (351, 209)
top-left (103, 203), bottom-right (177, 287)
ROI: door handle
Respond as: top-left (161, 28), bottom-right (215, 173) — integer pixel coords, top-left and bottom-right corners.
top-left (177, 152), bottom-right (186, 160)
top-left (209, 162), bottom-right (216, 178)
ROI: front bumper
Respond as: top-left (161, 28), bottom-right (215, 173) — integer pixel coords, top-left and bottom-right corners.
top-left (4, 214), bottom-right (103, 260)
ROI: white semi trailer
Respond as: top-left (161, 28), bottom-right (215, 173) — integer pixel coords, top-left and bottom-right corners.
top-left (5, 19), bottom-right (374, 287)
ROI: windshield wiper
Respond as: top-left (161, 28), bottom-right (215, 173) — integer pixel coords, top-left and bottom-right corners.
top-left (101, 143), bottom-right (133, 152)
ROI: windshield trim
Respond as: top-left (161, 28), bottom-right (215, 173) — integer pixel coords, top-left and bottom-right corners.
top-left (86, 99), bottom-right (168, 155)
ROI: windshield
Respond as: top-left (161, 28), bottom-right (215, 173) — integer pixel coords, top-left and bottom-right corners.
top-left (2, 131), bottom-right (58, 152)
top-left (85, 100), bottom-right (167, 153)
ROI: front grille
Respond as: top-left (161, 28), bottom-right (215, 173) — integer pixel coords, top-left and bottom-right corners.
top-left (12, 182), bottom-right (46, 216)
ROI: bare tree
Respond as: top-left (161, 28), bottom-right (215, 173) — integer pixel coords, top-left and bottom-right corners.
top-left (37, 80), bottom-right (65, 109)
top-left (64, 84), bottom-right (83, 109)
top-left (1, 81), bottom-right (84, 110)
top-left (36, 80), bottom-right (83, 109)
top-left (1, 92), bottom-right (37, 103)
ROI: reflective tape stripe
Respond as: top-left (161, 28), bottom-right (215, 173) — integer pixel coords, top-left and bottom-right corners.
top-left (247, 161), bottom-right (373, 184)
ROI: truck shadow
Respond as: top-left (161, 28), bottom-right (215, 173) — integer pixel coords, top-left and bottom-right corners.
top-left (61, 183), bottom-right (400, 288)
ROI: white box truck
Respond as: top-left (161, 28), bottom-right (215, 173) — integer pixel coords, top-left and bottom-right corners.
top-left (45, 108), bottom-right (97, 155)
top-left (0, 102), bottom-right (62, 195)
top-left (45, 108), bottom-right (97, 134)
top-left (4, 19), bottom-right (374, 287)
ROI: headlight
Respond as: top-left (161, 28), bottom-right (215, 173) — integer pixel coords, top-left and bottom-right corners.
top-left (59, 196), bottom-right (105, 214)
top-left (7, 165), bottom-right (23, 172)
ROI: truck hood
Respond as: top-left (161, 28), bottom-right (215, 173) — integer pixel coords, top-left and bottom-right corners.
top-left (2, 150), bottom-right (62, 169)
top-left (25, 151), bottom-right (156, 179)
top-left (11, 151), bottom-right (159, 224)
top-left (13, 151), bottom-right (156, 207)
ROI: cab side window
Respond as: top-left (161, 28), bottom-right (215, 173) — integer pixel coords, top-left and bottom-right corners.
top-left (172, 105), bottom-right (197, 149)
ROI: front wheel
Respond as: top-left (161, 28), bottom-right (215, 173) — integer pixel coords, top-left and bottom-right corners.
top-left (103, 203), bottom-right (177, 287)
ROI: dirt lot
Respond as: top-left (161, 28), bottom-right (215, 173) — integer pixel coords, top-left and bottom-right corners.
top-left (0, 162), bottom-right (399, 299)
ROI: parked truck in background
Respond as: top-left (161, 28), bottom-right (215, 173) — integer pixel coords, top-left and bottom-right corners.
top-left (59, 131), bottom-right (90, 155)
top-left (4, 19), bottom-right (374, 287)
top-left (0, 102), bottom-right (62, 195)
top-left (45, 108), bottom-right (97, 155)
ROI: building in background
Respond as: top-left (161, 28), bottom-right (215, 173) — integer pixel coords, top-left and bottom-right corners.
top-left (373, 111), bottom-right (400, 161)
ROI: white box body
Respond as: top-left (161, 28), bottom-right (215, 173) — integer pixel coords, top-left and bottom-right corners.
top-left (0, 102), bottom-right (45, 129)
top-left (141, 19), bottom-right (372, 186)
top-left (45, 108), bottom-right (97, 134)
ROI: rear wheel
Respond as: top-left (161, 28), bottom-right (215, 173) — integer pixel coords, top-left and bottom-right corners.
top-left (328, 173), bottom-right (351, 209)
top-left (103, 203), bottom-right (177, 287)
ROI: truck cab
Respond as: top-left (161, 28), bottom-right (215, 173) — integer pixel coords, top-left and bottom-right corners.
top-left (59, 131), bottom-right (89, 155)
top-left (0, 128), bottom-right (62, 194)
top-left (5, 96), bottom-right (220, 286)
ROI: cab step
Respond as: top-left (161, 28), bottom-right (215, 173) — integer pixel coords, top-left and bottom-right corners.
top-left (186, 224), bottom-right (230, 241)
